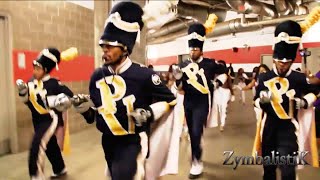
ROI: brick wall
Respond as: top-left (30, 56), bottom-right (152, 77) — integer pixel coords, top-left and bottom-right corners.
top-left (0, 1), bottom-right (93, 54)
top-left (0, 1), bottom-right (94, 152)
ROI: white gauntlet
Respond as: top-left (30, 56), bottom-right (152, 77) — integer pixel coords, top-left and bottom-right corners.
top-left (128, 108), bottom-right (152, 127)
top-left (211, 80), bottom-right (220, 90)
top-left (172, 65), bottom-right (183, 80)
top-left (294, 98), bottom-right (307, 109)
top-left (72, 94), bottom-right (93, 113)
top-left (49, 93), bottom-right (72, 112)
top-left (230, 95), bottom-right (235, 102)
top-left (259, 90), bottom-right (272, 104)
top-left (16, 79), bottom-right (28, 95)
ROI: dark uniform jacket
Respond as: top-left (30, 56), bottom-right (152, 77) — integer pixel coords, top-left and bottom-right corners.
top-left (88, 58), bottom-right (175, 136)
top-left (20, 75), bottom-right (73, 128)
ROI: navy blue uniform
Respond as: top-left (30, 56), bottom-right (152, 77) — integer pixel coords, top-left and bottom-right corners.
top-left (87, 59), bottom-right (175, 179)
top-left (19, 76), bottom-right (73, 177)
top-left (177, 57), bottom-right (225, 161)
top-left (254, 69), bottom-right (318, 180)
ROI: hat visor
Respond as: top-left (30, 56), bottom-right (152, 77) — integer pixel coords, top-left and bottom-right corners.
top-left (189, 47), bottom-right (201, 51)
top-left (99, 40), bottom-right (127, 51)
top-left (274, 58), bottom-right (293, 62)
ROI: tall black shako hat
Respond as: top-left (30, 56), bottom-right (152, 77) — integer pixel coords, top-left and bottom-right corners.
top-left (273, 20), bottom-right (303, 61)
top-left (188, 23), bottom-right (206, 51)
top-left (33, 48), bottom-right (61, 73)
top-left (99, 1), bottom-right (144, 55)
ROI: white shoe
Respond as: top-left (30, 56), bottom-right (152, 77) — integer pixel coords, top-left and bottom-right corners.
top-left (220, 126), bottom-right (224, 131)
top-left (211, 123), bottom-right (218, 127)
top-left (105, 163), bottom-right (111, 177)
top-left (51, 168), bottom-right (67, 179)
top-left (183, 126), bottom-right (188, 133)
top-left (189, 160), bottom-right (203, 179)
top-left (31, 176), bottom-right (45, 180)
top-left (201, 138), bottom-right (205, 146)
top-left (31, 174), bottom-right (46, 180)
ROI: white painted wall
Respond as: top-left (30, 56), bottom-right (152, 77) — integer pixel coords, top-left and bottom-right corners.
top-left (67, 0), bottom-right (94, 10)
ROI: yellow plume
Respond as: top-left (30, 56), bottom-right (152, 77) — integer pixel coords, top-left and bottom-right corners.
top-left (300, 6), bottom-right (320, 34)
top-left (204, 14), bottom-right (218, 34)
top-left (60, 47), bottom-right (78, 61)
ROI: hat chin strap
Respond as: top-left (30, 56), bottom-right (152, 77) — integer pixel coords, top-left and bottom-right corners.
top-left (273, 64), bottom-right (292, 77)
top-left (106, 51), bottom-right (128, 67)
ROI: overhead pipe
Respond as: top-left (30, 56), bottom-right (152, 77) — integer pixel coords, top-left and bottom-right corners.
top-left (274, 0), bottom-right (313, 16)
top-left (207, 14), bottom-right (306, 37)
top-left (293, 0), bottom-right (320, 15)
top-left (147, 1), bottom-right (227, 40)
top-left (274, 0), bottom-right (294, 16)
top-left (208, 18), bottom-right (260, 37)
top-left (176, 1), bottom-right (210, 23)
top-left (180, 0), bottom-right (230, 10)
top-left (226, 0), bottom-right (278, 17)
top-left (148, 30), bottom-right (188, 45)
top-left (148, 14), bottom-right (307, 44)
top-left (148, 18), bottom-right (258, 44)
top-left (147, 19), bottom-right (194, 39)
top-left (294, 4), bottom-right (309, 15)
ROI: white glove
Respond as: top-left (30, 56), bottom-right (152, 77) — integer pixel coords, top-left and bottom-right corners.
top-left (72, 94), bottom-right (93, 113)
top-left (211, 80), bottom-right (219, 90)
top-left (259, 90), bottom-right (272, 104)
top-left (53, 93), bottom-right (72, 112)
top-left (172, 65), bottom-right (183, 80)
top-left (294, 98), bottom-right (307, 109)
top-left (16, 79), bottom-right (28, 95)
top-left (230, 95), bottom-right (235, 102)
top-left (72, 94), bottom-right (90, 106)
top-left (128, 108), bottom-right (152, 127)
top-left (236, 85), bottom-right (243, 91)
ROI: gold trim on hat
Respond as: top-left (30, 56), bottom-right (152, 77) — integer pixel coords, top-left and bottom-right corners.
top-left (187, 32), bottom-right (206, 41)
top-left (274, 32), bottom-right (301, 44)
top-left (105, 12), bottom-right (140, 33)
top-left (272, 32), bottom-right (303, 50)
top-left (33, 60), bottom-right (43, 68)
top-left (41, 49), bottom-right (58, 63)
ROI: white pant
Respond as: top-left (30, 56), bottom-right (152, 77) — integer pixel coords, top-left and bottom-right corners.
top-left (210, 87), bottom-right (231, 127)
top-left (238, 82), bottom-right (246, 104)
top-left (253, 107), bottom-right (262, 122)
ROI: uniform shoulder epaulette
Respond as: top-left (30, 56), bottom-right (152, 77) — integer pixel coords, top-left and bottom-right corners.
top-left (45, 77), bottom-right (57, 82)
top-left (47, 77), bottom-right (63, 85)
top-left (50, 77), bottom-right (59, 81)
top-left (205, 57), bottom-right (215, 61)
top-left (292, 69), bottom-right (303, 74)
top-left (132, 61), bottom-right (147, 68)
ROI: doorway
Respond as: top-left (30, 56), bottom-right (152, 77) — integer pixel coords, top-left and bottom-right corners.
top-left (260, 54), bottom-right (273, 70)
top-left (0, 14), bottom-right (17, 155)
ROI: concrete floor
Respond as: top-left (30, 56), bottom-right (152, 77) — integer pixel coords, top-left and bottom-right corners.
top-left (0, 91), bottom-right (319, 180)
